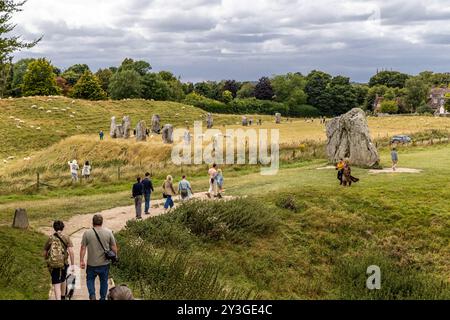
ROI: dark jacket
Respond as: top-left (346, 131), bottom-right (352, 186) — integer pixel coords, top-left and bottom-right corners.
top-left (132, 182), bottom-right (144, 198)
top-left (142, 178), bottom-right (154, 194)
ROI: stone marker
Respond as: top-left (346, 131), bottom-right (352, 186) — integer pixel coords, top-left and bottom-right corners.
top-left (206, 113), bottom-right (213, 129)
top-left (136, 120), bottom-right (147, 141)
top-left (12, 208), bottom-right (29, 229)
top-left (122, 116), bottom-right (131, 139)
top-left (115, 124), bottom-right (124, 138)
top-left (275, 113), bottom-right (281, 124)
top-left (242, 116), bottom-right (248, 126)
top-left (110, 116), bottom-right (117, 138)
top-left (162, 124), bottom-right (174, 144)
top-left (326, 108), bottom-right (380, 168)
top-left (151, 115), bottom-right (161, 134)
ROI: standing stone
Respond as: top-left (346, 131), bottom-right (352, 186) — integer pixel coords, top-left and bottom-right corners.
top-left (162, 124), bottom-right (174, 144)
top-left (110, 116), bottom-right (117, 138)
top-left (326, 108), bottom-right (380, 168)
top-left (206, 113), bottom-right (213, 129)
top-left (242, 116), bottom-right (248, 126)
top-left (151, 115), bottom-right (161, 134)
top-left (12, 208), bottom-right (29, 229)
top-left (122, 116), bottom-right (131, 139)
top-left (115, 124), bottom-right (124, 138)
top-left (136, 120), bottom-right (147, 141)
top-left (275, 113), bottom-right (281, 124)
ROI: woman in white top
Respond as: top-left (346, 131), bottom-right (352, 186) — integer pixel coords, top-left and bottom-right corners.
top-left (68, 160), bottom-right (79, 182)
top-left (82, 161), bottom-right (91, 180)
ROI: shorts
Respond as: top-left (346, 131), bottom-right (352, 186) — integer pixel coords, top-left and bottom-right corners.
top-left (50, 264), bottom-right (68, 285)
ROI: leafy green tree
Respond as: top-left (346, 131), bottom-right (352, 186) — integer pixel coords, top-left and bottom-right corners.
top-left (182, 82), bottom-right (194, 95)
top-left (194, 81), bottom-right (221, 100)
top-left (353, 84), bottom-right (369, 107)
top-left (222, 90), bottom-right (233, 104)
top-left (380, 100), bottom-right (399, 114)
top-left (271, 73), bottom-right (307, 103)
top-left (305, 70), bottom-right (332, 108)
top-left (316, 76), bottom-right (358, 116)
top-left (222, 80), bottom-right (240, 98)
top-left (10, 58), bottom-right (35, 96)
top-left (445, 99), bottom-right (450, 112)
top-left (118, 58), bottom-right (151, 76)
top-left (369, 71), bottom-right (410, 88)
top-left (22, 58), bottom-right (60, 96)
top-left (95, 68), bottom-right (113, 92)
top-left (404, 77), bottom-right (430, 113)
top-left (236, 82), bottom-right (255, 98)
top-left (157, 71), bottom-right (185, 101)
top-left (416, 104), bottom-right (434, 114)
top-left (141, 73), bottom-right (170, 100)
top-left (71, 70), bottom-right (107, 100)
top-left (0, 1), bottom-right (41, 97)
top-left (365, 85), bottom-right (388, 110)
top-left (108, 69), bottom-right (142, 99)
top-left (62, 64), bottom-right (90, 86)
top-left (254, 77), bottom-right (274, 100)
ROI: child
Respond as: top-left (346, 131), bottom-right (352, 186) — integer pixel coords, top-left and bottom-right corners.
top-left (82, 161), bottom-right (91, 180)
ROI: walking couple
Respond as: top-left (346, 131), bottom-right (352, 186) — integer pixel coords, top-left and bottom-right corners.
top-left (207, 163), bottom-right (224, 198)
top-left (162, 175), bottom-right (194, 212)
top-left (44, 214), bottom-right (118, 301)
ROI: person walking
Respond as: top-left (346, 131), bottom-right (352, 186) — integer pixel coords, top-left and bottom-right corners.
top-left (82, 161), bottom-right (92, 180)
top-left (162, 175), bottom-right (177, 211)
top-left (178, 175), bottom-right (193, 201)
top-left (142, 172), bottom-right (154, 215)
top-left (336, 158), bottom-right (345, 185)
top-left (43, 220), bottom-right (75, 301)
top-left (99, 130), bottom-right (104, 140)
top-left (132, 177), bottom-right (144, 219)
top-left (391, 148), bottom-right (399, 171)
top-left (207, 163), bottom-right (218, 198)
top-left (68, 160), bottom-right (79, 182)
top-left (80, 214), bottom-right (117, 301)
top-left (215, 169), bottom-right (224, 198)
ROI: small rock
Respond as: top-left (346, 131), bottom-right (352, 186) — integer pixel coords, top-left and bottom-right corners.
top-left (46, 110), bottom-right (52, 113)
top-left (31, 105), bottom-right (37, 109)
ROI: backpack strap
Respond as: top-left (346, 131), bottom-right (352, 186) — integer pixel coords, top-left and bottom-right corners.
top-left (54, 233), bottom-right (68, 250)
top-left (92, 228), bottom-right (107, 252)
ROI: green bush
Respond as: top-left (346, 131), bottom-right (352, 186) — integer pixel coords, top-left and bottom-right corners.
top-left (416, 104), bottom-right (434, 114)
top-left (275, 194), bottom-right (307, 213)
top-left (380, 100), bottom-right (399, 114)
top-left (288, 105), bottom-right (320, 117)
top-left (333, 253), bottom-right (450, 300)
top-left (183, 92), bottom-right (229, 113)
top-left (112, 243), bottom-right (254, 299)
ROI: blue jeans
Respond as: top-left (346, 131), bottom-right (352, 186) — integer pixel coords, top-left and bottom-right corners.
top-left (164, 195), bottom-right (174, 209)
top-left (86, 264), bottom-right (109, 300)
top-left (144, 191), bottom-right (151, 213)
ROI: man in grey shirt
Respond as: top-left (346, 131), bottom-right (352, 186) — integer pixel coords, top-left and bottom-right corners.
top-left (80, 214), bottom-right (117, 300)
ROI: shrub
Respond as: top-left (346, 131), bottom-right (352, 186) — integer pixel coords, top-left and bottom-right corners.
top-left (22, 58), bottom-right (60, 96)
top-left (380, 100), bottom-right (399, 114)
top-left (71, 71), bottom-right (107, 100)
top-left (416, 104), bottom-right (434, 114)
top-left (183, 92), bottom-right (228, 113)
top-left (275, 194), bottom-right (307, 213)
top-left (288, 105), bottom-right (320, 117)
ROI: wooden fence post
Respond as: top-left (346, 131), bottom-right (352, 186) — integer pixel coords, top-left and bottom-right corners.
top-left (36, 173), bottom-right (40, 191)
top-left (118, 166), bottom-right (121, 180)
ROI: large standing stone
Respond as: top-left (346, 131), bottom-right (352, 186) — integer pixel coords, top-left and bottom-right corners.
top-left (12, 208), bottom-right (29, 229)
top-left (206, 113), bottom-right (213, 129)
top-left (135, 120), bottom-right (147, 141)
top-left (162, 124), bottom-right (174, 144)
top-left (275, 113), bottom-right (281, 124)
top-left (151, 115), bottom-right (161, 134)
top-left (326, 108), bottom-right (380, 168)
top-left (122, 116), bottom-right (131, 139)
top-left (110, 116), bottom-right (117, 138)
top-left (242, 116), bottom-right (248, 126)
top-left (115, 124), bottom-right (124, 138)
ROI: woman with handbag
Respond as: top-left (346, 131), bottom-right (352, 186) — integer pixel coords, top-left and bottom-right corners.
top-left (162, 175), bottom-right (177, 211)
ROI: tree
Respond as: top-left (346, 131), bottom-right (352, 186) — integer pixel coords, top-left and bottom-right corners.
top-left (271, 73), bottom-right (307, 103)
top-left (95, 68), bottom-right (113, 92)
top-left (182, 82), bottom-right (194, 95)
top-left (416, 103), bottom-right (434, 114)
top-left (22, 58), bottom-right (60, 96)
top-left (108, 69), bottom-right (142, 100)
top-left (71, 70), bottom-right (107, 100)
top-left (158, 71), bottom-right (185, 101)
top-left (141, 73), bottom-right (170, 100)
top-left (365, 85), bottom-right (388, 110)
top-left (118, 58), bottom-right (151, 76)
top-left (0, 1), bottom-right (41, 97)
top-left (62, 64), bottom-right (90, 86)
top-left (194, 81), bottom-right (221, 100)
top-left (10, 58), bottom-right (35, 96)
top-left (404, 77), bottom-right (429, 113)
top-left (254, 77), bottom-right (273, 100)
top-left (353, 84), bottom-right (369, 107)
top-left (369, 71), bottom-right (410, 88)
top-left (237, 82), bottom-right (255, 98)
top-left (445, 99), bottom-right (450, 112)
top-left (56, 76), bottom-right (71, 96)
top-left (222, 90), bottom-right (233, 104)
top-left (222, 80), bottom-right (240, 98)
top-left (316, 76), bottom-right (358, 116)
top-left (380, 100), bottom-right (399, 114)
top-left (305, 70), bottom-right (332, 108)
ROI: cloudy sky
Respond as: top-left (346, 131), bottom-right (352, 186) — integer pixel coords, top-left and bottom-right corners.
top-left (11, 0), bottom-right (450, 82)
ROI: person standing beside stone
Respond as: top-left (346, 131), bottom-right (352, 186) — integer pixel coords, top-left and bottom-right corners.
top-left (132, 177), bottom-right (144, 219)
top-left (391, 148), bottom-right (399, 171)
top-left (68, 160), bottom-right (79, 182)
top-left (80, 214), bottom-right (117, 301)
top-left (142, 173), bottom-right (154, 215)
top-left (43, 220), bottom-right (75, 301)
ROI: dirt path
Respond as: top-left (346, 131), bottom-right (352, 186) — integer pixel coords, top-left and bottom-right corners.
top-left (39, 192), bottom-right (224, 300)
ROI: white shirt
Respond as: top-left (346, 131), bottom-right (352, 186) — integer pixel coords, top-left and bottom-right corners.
top-left (82, 165), bottom-right (91, 175)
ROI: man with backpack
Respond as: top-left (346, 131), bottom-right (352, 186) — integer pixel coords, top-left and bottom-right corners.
top-left (43, 220), bottom-right (75, 300)
top-left (178, 175), bottom-right (193, 200)
top-left (142, 172), bottom-right (154, 215)
top-left (80, 214), bottom-right (118, 301)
